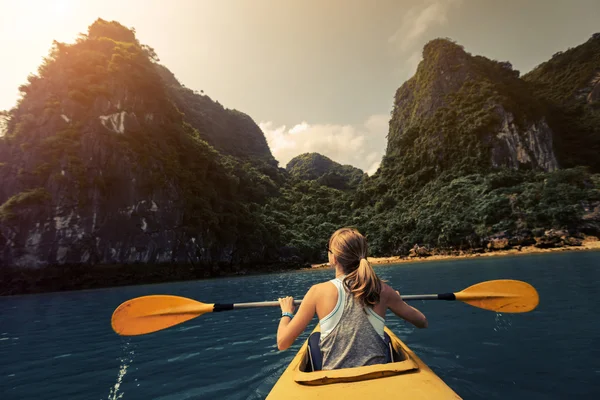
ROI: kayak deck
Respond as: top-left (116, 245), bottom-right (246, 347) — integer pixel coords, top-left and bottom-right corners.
top-left (266, 326), bottom-right (461, 399)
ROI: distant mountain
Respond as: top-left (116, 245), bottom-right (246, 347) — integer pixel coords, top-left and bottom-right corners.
top-left (523, 33), bottom-right (600, 172)
top-left (286, 153), bottom-right (365, 190)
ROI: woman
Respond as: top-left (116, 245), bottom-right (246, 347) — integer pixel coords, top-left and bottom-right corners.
top-left (277, 227), bottom-right (428, 370)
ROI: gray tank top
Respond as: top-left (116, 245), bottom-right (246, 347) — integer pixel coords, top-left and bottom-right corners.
top-left (320, 287), bottom-right (389, 370)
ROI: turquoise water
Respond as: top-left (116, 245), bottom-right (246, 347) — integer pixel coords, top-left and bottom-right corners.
top-left (1, 251), bottom-right (600, 399)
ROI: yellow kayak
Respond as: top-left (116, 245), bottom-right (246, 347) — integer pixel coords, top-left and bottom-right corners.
top-left (266, 325), bottom-right (462, 399)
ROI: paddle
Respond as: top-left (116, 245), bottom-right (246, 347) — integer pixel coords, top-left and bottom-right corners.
top-left (111, 279), bottom-right (538, 336)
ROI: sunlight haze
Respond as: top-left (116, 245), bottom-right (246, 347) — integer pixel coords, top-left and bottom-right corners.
top-left (1, 0), bottom-right (599, 172)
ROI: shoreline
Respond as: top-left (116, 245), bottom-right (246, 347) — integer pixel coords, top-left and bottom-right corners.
top-left (3, 238), bottom-right (598, 296)
top-left (0, 261), bottom-right (306, 297)
top-left (309, 237), bottom-right (600, 269)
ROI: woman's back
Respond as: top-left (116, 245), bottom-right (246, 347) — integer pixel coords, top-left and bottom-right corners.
top-left (317, 277), bottom-right (388, 370)
top-left (314, 277), bottom-right (391, 321)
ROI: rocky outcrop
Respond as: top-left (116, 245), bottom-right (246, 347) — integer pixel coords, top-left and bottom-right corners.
top-left (155, 65), bottom-right (277, 165)
top-left (523, 33), bottom-right (600, 172)
top-left (0, 19), bottom-right (280, 269)
top-left (482, 229), bottom-right (584, 251)
top-left (507, 231), bottom-right (536, 247)
top-left (386, 38), bottom-right (559, 175)
top-left (587, 73), bottom-right (600, 104)
top-left (408, 244), bottom-right (431, 258)
top-left (487, 237), bottom-right (510, 250)
top-left (387, 40), bottom-right (473, 154)
top-left (490, 111), bottom-right (558, 171)
top-left (534, 229), bottom-right (571, 248)
top-left (0, 101), bottom-right (229, 267)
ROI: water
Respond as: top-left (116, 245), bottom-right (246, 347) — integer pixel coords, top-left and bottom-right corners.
top-left (1, 251), bottom-right (599, 399)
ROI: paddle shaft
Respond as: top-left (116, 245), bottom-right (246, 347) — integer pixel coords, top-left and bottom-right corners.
top-left (217, 293), bottom-right (455, 311)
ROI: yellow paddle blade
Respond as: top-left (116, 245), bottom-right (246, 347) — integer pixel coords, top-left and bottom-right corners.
top-left (111, 295), bottom-right (214, 336)
top-left (454, 279), bottom-right (539, 313)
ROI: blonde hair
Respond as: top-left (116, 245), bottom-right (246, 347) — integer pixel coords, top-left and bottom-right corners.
top-left (328, 227), bottom-right (382, 307)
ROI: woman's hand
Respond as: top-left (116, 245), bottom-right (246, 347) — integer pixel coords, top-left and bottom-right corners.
top-left (278, 296), bottom-right (296, 314)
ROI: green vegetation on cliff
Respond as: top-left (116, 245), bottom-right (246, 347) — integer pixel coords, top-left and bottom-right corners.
top-left (0, 19), bottom-right (287, 267)
top-left (353, 167), bottom-right (599, 255)
top-left (286, 153), bottom-right (365, 190)
top-left (156, 65), bottom-right (277, 164)
top-left (1, 22), bottom-right (600, 290)
top-left (523, 33), bottom-right (600, 171)
top-left (349, 38), bottom-right (600, 256)
top-left (386, 39), bottom-right (551, 187)
top-left (0, 188), bottom-right (51, 221)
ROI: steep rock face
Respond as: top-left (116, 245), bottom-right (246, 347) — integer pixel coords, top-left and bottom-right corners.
top-left (156, 66), bottom-right (277, 164)
top-left (286, 153), bottom-right (364, 190)
top-left (0, 19), bottom-right (279, 268)
top-left (523, 33), bottom-right (600, 171)
top-left (387, 40), bottom-right (474, 143)
top-left (490, 110), bottom-right (558, 171)
top-left (353, 38), bottom-right (599, 257)
top-left (386, 39), bottom-right (558, 180)
top-left (587, 73), bottom-right (600, 104)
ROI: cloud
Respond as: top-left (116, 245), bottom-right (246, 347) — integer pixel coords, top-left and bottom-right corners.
top-left (261, 2), bottom-right (464, 177)
top-left (260, 114), bottom-right (389, 176)
top-left (388, 0), bottom-right (462, 77)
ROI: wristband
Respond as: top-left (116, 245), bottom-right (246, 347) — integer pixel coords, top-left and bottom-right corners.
top-left (281, 312), bottom-right (294, 319)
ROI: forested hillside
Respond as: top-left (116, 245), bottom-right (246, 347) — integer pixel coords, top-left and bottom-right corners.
top-left (350, 38), bottom-right (600, 255)
top-left (1, 21), bottom-right (598, 294)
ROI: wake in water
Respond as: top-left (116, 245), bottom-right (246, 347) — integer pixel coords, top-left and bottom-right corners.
top-left (107, 340), bottom-right (136, 400)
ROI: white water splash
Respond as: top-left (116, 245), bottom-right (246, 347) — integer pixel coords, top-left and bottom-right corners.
top-left (493, 313), bottom-right (513, 332)
top-left (107, 341), bottom-right (135, 400)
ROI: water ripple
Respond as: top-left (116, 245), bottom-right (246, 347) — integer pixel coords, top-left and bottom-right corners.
top-left (1, 252), bottom-right (600, 399)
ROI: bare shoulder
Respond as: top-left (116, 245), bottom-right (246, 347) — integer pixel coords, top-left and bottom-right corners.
top-left (381, 282), bottom-right (395, 295)
top-left (311, 281), bottom-right (330, 290)
top-left (380, 282), bottom-right (398, 303)
top-left (313, 281), bottom-right (337, 293)
top-left (306, 281), bottom-right (333, 298)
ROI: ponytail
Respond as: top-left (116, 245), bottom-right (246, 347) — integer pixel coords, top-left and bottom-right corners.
top-left (344, 258), bottom-right (382, 306)
top-left (328, 227), bottom-right (382, 307)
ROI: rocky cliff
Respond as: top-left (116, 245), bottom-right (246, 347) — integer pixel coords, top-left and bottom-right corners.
top-left (1, 22), bottom-right (599, 293)
top-left (386, 39), bottom-right (558, 183)
top-left (353, 38), bottom-right (599, 256)
top-left (523, 33), bottom-right (600, 172)
top-left (0, 19), bottom-right (280, 269)
top-left (156, 65), bottom-right (277, 164)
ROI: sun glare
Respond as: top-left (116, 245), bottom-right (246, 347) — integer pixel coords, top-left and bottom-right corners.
top-left (53, 0), bottom-right (72, 18)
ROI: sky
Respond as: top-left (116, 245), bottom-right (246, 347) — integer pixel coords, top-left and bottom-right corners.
top-left (1, 0), bottom-right (599, 174)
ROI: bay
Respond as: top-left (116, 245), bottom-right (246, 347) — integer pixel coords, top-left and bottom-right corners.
top-left (1, 251), bottom-right (599, 399)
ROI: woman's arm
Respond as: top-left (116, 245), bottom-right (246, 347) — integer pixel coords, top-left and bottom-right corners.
top-left (277, 285), bottom-right (318, 350)
top-left (384, 284), bottom-right (428, 328)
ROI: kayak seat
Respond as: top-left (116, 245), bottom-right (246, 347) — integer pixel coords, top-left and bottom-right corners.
top-left (307, 332), bottom-right (323, 372)
top-left (306, 331), bottom-right (400, 372)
